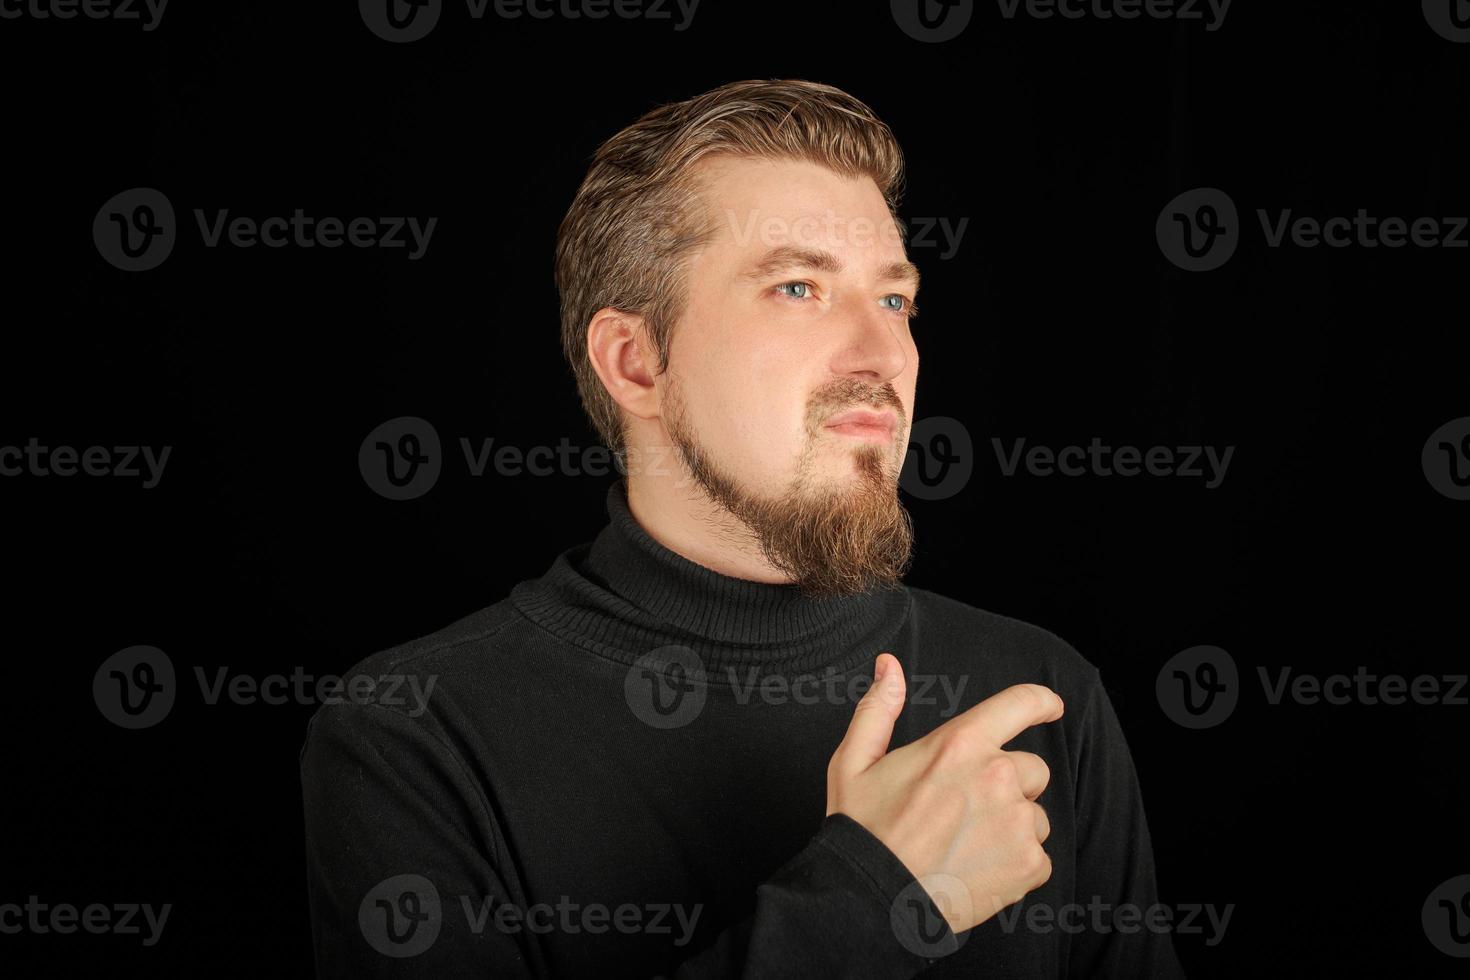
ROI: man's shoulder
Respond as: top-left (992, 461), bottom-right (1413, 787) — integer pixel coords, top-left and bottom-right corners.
top-left (350, 597), bottom-right (529, 675)
top-left (312, 595), bottom-right (541, 726)
top-left (904, 584), bottom-right (1103, 689)
top-left (903, 587), bottom-right (1136, 758)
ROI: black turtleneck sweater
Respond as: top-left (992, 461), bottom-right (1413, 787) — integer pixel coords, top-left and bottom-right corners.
top-left (300, 482), bottom-right (1184, 978)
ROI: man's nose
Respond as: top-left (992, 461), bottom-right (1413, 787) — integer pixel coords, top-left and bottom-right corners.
top-left (828, 294), bottom-right (911, 384)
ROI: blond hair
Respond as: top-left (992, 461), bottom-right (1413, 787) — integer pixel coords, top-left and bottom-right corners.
top-left (553, 79), bottom-right (906, 454)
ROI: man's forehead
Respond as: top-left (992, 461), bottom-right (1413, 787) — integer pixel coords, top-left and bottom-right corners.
top-left (693, 151), bottom-right (877, 192)
top-left (701, 197), bottom-right (914, 275)
top-left (686, 155), bottom-right (913, 274)
top-left (696, 156), bottom-right (892, 218)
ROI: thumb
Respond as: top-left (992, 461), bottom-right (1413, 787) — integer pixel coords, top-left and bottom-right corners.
top-left (832, 652), bottom-right (907, 781)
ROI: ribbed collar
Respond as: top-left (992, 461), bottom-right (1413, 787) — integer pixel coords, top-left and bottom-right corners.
top-left (510, 481), bottom-right (911, 681)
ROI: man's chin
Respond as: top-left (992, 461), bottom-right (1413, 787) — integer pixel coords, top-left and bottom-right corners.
top-left (810, 445), bottom-right (903, 491)
top-left (759, 486), bottom-right (915, 599)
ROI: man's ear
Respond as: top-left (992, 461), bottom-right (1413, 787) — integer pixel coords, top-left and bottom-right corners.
top-left (586, 307), bottom-right (661, 421)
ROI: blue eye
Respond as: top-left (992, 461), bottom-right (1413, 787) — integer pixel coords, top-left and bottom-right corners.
top-left (881, 294), bottom-right (908, 312)
top-left (776, 282), bottom-right (811, 300)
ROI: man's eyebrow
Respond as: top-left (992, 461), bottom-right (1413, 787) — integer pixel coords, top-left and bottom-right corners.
top-left (880, 260), bottom-right (921, 290)
top-left (740, 246), bottom-right (843, 281)
top-left (740, 246), bottom-right (922, 290)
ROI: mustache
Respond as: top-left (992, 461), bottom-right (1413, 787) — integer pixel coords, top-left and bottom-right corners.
top-left (808, 380), bottom-right (907, 427)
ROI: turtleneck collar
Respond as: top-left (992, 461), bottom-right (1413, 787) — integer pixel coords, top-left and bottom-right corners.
top-left (510, 481), bottom-right (911, 681)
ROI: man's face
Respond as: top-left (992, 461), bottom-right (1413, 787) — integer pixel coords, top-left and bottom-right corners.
top-left (654, 154), bottom-right (920, 598)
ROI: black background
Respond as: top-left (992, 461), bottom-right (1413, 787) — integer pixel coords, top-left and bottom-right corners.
top-left (3, 0), bottom-right (1468, 975)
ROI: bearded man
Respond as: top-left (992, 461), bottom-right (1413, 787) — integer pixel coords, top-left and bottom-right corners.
top-left (301, 78), bottom-right (1184, 980)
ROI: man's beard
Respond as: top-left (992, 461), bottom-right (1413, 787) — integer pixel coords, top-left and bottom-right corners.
top-left (661, 375), bottom-right (915, 599)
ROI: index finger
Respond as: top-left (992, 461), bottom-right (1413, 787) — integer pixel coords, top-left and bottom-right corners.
top-left (937, 683), bottom-right (1064, 749)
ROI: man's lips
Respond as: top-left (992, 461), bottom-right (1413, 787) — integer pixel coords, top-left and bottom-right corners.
top-left (823, 409), bottom-right (898, 441)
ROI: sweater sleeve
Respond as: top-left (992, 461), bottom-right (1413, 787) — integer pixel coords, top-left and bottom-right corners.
top-left (299, 700), bottom-right (953, 979)
top-left (1067, 671), bottom-right (1188, 978)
